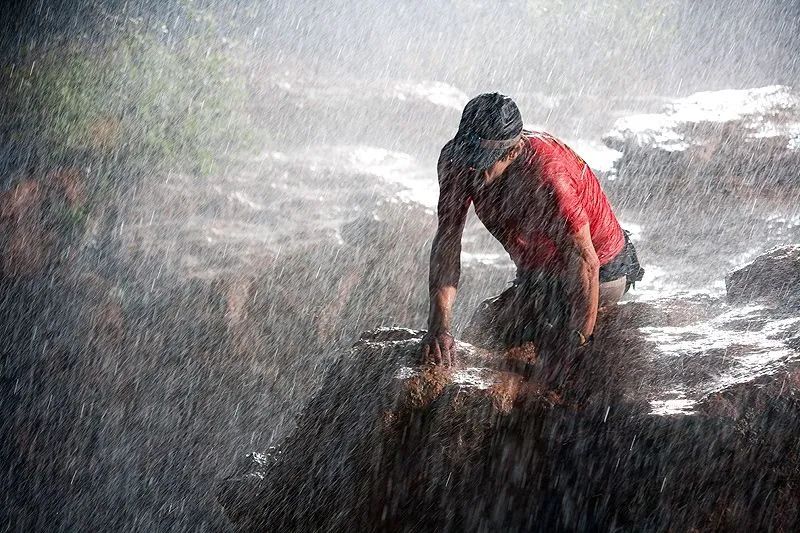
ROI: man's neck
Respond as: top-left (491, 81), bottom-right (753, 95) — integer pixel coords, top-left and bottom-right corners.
top-left (489, 143), bottom-right (529, 185)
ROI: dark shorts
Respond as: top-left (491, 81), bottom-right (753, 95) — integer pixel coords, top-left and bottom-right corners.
top-left (599, 230), bottom-right (645, 288)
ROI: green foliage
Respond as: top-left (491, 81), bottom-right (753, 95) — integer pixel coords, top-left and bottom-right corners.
top-left (5, 7), bottom-right (252, 178)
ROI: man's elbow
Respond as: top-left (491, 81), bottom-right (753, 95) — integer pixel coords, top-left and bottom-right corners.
top-left (583, 253), bottom-right (600, 272)
top-left (568, 249), bottom-right (599, 276)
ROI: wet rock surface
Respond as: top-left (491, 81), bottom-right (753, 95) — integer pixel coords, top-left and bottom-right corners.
top-left (218, 247), bottom-right (800, 531)
top-left (0, 190), bottom-right (434, 530)
top-left (0, 169), bottom-right (86, 278)
top-left (603, 85), bottom-right (800, 200)
top-left (726, 245), bottom-right (800, 308)
top-left (3, 84), bottom-right (800, 530)
top-left (596, 87), bottom-right (800, 300)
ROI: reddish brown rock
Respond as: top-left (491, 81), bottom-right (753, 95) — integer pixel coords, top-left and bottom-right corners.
top-left (0, 169), bottom-right (87, 279)
top-left (0, 180), bottom-right (54, 277)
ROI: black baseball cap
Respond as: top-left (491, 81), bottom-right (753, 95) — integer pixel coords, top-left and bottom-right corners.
top-left (453, 92), bottom-right (524, 170)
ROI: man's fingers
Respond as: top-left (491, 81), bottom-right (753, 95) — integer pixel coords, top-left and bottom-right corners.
top-left (433, 340), bottom-right (443, 365)
top-left (421, 334), bottom-right (456, 366)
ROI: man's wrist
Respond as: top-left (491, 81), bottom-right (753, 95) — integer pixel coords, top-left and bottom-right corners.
top-left (427, 318), bottom-right (451, 333)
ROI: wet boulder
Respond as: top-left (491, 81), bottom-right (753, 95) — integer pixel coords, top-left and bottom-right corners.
top-left (726, 245), bottom-right (800, 308)
top-left (217, 327), bottom-right (581, 531)
top-left (603, 86), bottom-right (800, 201)
top-left (217, 306), bottom-right (800, 531)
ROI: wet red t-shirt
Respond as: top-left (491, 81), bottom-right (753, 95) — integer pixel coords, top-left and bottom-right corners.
top-left (469, 132), bottom-right (624, 271)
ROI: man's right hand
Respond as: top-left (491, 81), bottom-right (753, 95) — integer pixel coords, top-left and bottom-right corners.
top-left (420, 330), bottom-right (456, 367)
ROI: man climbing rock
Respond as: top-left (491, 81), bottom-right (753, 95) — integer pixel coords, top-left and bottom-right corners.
top-left (421, 93), bottom-right (643, 365)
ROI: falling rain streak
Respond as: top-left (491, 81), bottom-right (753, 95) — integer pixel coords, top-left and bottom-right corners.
top-left (1, 0), bottom-right (800, 531)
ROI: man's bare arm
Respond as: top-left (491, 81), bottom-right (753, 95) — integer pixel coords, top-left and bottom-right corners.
top-left (562, 223), bottom-right (600, 342)
top-left (423, 225), bottom-right (466, 365)
top-left (421, 149), bottom-right (470, 365)
top-left (427, 215), bottom-right (465, 331)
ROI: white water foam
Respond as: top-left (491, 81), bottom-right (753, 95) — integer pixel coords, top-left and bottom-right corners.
top-left (607, 85), bottom-right (800, 151)
top-left (641, 305), bottom-right (800, 414)
top-left (390, 81), bottom-right (469, 111)
top-left (460, 251), bottom-right (514, 270)
top-left (566, 139), bottom-right (622, 174)
top-left (260, 145), bottom-right (438, 210)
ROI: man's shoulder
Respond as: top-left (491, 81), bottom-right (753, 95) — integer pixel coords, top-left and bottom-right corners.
top-left (438, 138), bottom-right (458, 164)
top-left (526, 131), bottom-right (591, 176)
top-left (437, 139), bottom-right (463, 179)
top-left (526, 131), bottom-right (568, 157)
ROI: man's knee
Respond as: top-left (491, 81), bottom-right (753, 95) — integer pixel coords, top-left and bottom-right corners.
top-left (599, 276), bottom-right (627, 306)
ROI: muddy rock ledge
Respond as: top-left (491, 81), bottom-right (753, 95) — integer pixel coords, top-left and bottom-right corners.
top-left (218, 249), bottom-right (800, 531)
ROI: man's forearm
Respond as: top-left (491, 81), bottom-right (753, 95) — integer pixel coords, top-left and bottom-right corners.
top-left (427, 285), bottom-right (457, 332)
top-left (567, 256), bottom-right (600, 337)
top-left (427, 232), bottom-right (461, 332)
